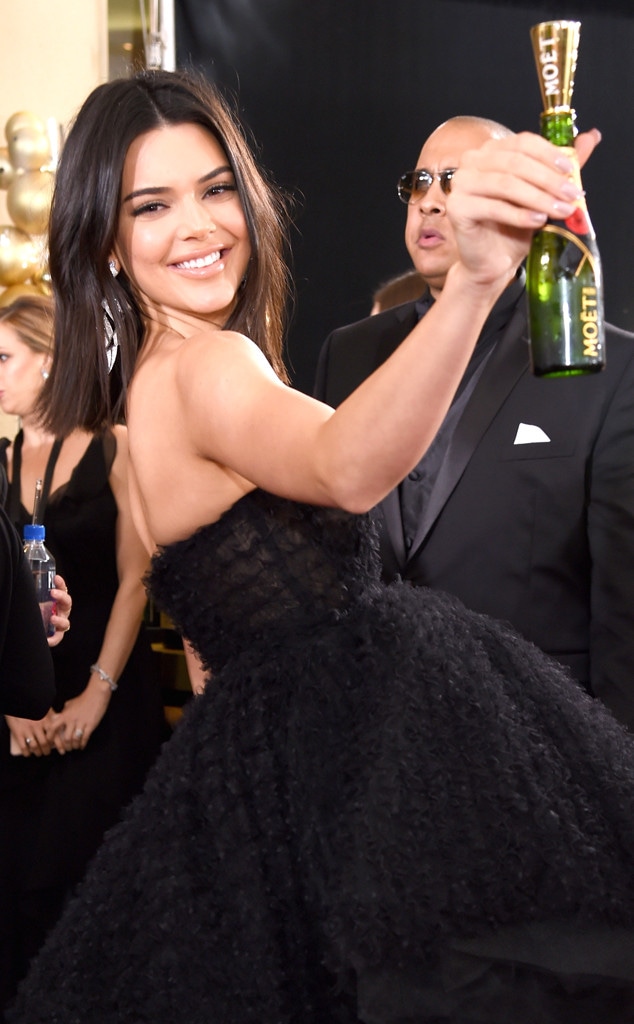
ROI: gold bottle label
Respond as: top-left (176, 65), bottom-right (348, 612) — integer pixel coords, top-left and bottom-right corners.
top-left (530, 21), bottom-right (580, 113)
top-left (580, 287), bottom-right (600, 357)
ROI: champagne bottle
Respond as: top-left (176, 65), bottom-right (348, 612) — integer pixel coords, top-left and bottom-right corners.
top-left (526, 20), bottom-right (605, 377)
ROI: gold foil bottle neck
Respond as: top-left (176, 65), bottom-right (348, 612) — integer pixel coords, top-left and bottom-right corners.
top-left (530, 20), bottom-right (580, 113)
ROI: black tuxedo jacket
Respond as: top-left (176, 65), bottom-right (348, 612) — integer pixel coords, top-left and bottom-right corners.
top-left (314, 294), bottom-right (634, 729)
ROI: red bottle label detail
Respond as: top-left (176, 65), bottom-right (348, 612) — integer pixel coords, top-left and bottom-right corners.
top-left (565, 206), bottom-right (590, 235)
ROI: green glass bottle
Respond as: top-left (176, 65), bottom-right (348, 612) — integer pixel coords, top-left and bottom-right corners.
top-left (526, 21), bottom-right (605, 377)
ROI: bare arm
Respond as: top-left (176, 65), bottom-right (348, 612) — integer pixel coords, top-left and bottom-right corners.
top-left (183, 133), bottom-right (595, 513)
top-left (183, 639), bottom-right (208, 696)
top-left (50, 426), bottom-right (151, 752)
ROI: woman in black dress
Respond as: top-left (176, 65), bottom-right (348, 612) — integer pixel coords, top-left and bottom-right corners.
top-left (8, 70), bottom-right (634, 1024)
top-left (0, 493), bottom-right (70, 718)
top-left (0, 295), bottom-right (167, 1012)
top-left (0, 469), bottom-right (72, 1016)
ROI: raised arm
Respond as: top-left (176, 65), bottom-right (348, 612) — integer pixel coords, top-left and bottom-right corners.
top-left (183, 132), bottom-right (596, 514)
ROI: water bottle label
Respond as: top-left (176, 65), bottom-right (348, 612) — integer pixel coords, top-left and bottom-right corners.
top-left (40, 600), bottom-right (57, 637)
top-left (32, 568), bottom-right (57, 637)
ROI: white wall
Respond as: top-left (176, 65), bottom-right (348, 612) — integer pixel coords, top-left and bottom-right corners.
top-left (0, 0), bottom-right (107, 438)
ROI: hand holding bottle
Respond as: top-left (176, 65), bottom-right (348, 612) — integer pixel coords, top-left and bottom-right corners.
top-left (444, 131), bottom-right (596, 298)
top-left (47, 574), bottom-right (72, 647)
top-left (574, 127), bottom-right (601, 169)
top-left (23, 523), bottom-right (57, 637)
top-left (6, 574), bottom-right (72, 755)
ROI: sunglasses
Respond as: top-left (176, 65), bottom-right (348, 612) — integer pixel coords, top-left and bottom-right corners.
top-left (397, 168), bottom-right (456, 205)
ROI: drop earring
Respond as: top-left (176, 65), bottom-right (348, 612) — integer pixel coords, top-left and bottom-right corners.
top-left (102, 259), bottom-right (121, 372)
top-left (102, 299), bottom-right (119, 373)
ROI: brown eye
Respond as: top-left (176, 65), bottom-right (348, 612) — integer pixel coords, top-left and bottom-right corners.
top-left (205, 182), bottom-right (237, 201)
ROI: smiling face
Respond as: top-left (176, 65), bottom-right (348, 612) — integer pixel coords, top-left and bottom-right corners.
top-left (404, 119), bottom-right (499, 299)
top-left (0, 322), bottom-right (49, 418)
top-left (114, 122), bottom-right (252, 332)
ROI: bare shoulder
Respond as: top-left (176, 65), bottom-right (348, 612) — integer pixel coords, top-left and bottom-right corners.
top-left (110, 423), bottom-right (130, 466)
top-left (108, 423), bottom-right (132, 493)
top-left (111, 422), bottom-right (129, 448)
top-left (64, 428), bottom-right (95, 458)
top-left (174, 328), bottom-right (277, 394)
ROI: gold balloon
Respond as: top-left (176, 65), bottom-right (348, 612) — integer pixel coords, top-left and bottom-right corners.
top-left (0, 147), bottom-right (15, 190)
top-left (0, 225), bottom-right (40, 285)
top-left (7, 169), bottom-right (54, 235)
top-left (8, 124), bottom-right (52, 172)
top-left (32, 264), bottom-right (52, 295)
top-left (0, 282), bottom-right (43, 307)
top-left (4, 111), bottom-right (46, 143)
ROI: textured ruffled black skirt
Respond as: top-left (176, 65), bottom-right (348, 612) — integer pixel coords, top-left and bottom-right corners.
top-left (8, 492), bottom-right (634, 1023)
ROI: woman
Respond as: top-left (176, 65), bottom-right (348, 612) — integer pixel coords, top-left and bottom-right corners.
top-left (0, 490), bottom-right (71, 716)
top-left (0, 469), bottom-right (72, 1014)
top-left (0, 294), bottom-right (167, 1011)
top-left (8, 70), bottom-right (634, 1024)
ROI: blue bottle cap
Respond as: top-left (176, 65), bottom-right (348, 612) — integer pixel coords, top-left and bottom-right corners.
top-left (23, 523), bottom-right (46, 541)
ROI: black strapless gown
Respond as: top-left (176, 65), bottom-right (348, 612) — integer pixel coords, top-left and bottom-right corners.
top-left (8, 491), bottom-right (634, 1024)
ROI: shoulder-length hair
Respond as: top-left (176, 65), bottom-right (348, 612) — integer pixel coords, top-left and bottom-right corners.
top-left (0, 294), bottom-right (54, 357)
top-left (42, 68), bottom-right (292, 435)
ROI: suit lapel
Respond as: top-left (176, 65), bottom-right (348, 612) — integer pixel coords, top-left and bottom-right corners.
top-left (406, 305), bottom-right (528, 561)
top-left (368, 304), bottom-right (419, 573)
top-left (377, 487), bottom-right (407, 572)
top-left (375, 304), bottom-right (419, 366)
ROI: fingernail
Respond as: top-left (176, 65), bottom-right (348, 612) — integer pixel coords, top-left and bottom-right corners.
top-left (551, 200), bottom-right (575, 218)
top-left (530, 211), bottom-right (548, 225)
top-left (559, 181), bottom-right (583, 201)
top-left (554, 155), bottom-right (574, 173)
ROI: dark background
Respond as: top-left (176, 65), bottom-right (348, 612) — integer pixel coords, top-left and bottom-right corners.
top-left (176, 0), bottom-right (634, 393)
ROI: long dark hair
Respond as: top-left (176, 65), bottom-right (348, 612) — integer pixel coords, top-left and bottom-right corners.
top-left (41, 68), bottom-right (292, 434)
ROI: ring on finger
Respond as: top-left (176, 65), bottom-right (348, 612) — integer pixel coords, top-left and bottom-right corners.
top-left (74, 728), bottom-right (84, 740)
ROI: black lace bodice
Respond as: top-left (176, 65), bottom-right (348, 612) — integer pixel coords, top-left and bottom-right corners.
top-left (148, 489), bottom-right (383, 671)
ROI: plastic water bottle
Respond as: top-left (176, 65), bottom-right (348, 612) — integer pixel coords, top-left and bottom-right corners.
top-left (23, 523), bottom-right (57, 637)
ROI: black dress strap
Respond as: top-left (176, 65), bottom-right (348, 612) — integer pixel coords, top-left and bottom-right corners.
top-left (8, 430), bottom-right (64, 526)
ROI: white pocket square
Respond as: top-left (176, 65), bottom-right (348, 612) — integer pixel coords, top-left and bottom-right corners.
top-left (513, 422), bottom-right (551, 445)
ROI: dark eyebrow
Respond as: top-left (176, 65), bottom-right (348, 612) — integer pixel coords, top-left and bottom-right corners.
top-left (122, 164), bottom-right (234, 204)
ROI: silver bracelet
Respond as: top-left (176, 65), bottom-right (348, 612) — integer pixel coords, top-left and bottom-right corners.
top-left (90, 662), bottom-right (118, 692)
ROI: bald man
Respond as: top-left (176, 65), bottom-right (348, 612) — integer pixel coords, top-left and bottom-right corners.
top-left (315, 116), bottom-right (634, 730)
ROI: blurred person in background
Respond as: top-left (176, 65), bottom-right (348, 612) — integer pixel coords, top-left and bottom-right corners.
top-left (0, 294), bottom-right (167, 1013)
top-left (370, 268), bottom-right (425, 314)
top-left (0, 464), bottom-right (71, 714)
